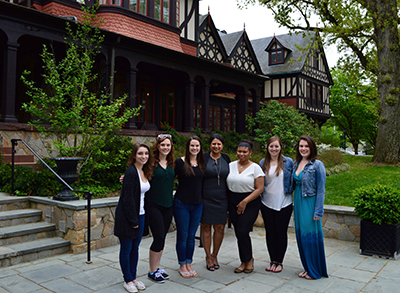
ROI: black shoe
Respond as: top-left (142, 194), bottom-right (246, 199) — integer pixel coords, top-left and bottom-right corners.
top-left (148, 271), bottom-right (165, 283)
top-left (157, 268), bottom-right (169, 280)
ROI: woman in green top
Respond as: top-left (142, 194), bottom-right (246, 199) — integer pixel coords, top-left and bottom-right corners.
top-left (146, 134), bottom-right (175, 283)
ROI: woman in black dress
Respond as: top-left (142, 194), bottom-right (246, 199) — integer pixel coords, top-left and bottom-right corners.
top-left (201, 133), bottom-right (230, 271)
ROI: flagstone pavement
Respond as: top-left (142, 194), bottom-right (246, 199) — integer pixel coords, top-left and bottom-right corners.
top-left (1, 226), bottom-right (399, 293)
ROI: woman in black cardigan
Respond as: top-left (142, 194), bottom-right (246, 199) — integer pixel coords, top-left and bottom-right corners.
top-left (114, 143), bottom-right (153, 293)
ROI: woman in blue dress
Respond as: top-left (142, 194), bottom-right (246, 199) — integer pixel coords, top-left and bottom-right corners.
top-left (293, 135), bottom-right (328, 280)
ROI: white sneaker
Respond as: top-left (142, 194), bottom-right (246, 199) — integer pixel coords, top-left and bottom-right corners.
top-left (124, 282), bottom-right (138, 293)
top-left (134, 280), bottom-right (146, 291)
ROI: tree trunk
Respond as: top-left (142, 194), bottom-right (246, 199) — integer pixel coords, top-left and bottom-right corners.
top-left (370, 0), bottom-right (400, 164)
top-left (352, 142), bottom-right (359, 155)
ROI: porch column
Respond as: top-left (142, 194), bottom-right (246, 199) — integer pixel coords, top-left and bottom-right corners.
top-left (1, 41), bottom-right (19, 123)
top-left (201, 83), bottom-right (210, 132)
top-left (125, 67), bottom-right (138, 129)
top-left (184, 80), bottom-right (195, 132)
top-left (236, 90), bottom-right (248, 133)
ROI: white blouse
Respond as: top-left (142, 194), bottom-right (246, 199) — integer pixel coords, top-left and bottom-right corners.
top-left (227, 161), bottom-right (265, 193)
top-left (261, 166), bottom-right (292, 211)
top-left (137, 170), bottom-right (150, 215)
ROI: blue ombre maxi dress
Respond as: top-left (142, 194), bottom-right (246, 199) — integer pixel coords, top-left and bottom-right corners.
top-left (293, 171), bottom-right (328, 279)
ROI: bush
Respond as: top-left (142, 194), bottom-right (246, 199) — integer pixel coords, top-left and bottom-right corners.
top-left (246, 100), bottom-right (321, 155)
top-left (353, 184), bottom-right (400, 225)
top-left (0, 159), bottom-right (62, 196)
top-left (318, 148), bottom-right (344, 168)
top-left (326, 163), bottom-right (350, 176)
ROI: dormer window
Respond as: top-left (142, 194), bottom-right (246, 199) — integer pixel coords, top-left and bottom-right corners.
top-left (270, 49), bottom-right (283, 64)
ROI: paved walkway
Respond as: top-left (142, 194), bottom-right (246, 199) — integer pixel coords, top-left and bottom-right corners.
top-left (0, 226), bottom-right (399, 293)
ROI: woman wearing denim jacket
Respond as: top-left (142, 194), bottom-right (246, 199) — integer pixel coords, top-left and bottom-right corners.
top-left (259, 136), bottom-right (293, 273)
top-left (293, 135), bottom-right (328, 280)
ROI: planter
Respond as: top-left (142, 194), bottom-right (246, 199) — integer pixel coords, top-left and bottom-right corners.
top-left (360, 219), bottom-right (400, 259)
top-left (51, 157), bottom-right (83, 201)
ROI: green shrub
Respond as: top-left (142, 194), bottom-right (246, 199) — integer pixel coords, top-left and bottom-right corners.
top-left (318, 148), bottom-right (344, 168)
top-left (326, 163), bottom-right (350, 176)
top-left (0, 160), bottom-right (62, 196)
top-left (353, 184), bottom-right (400, 225)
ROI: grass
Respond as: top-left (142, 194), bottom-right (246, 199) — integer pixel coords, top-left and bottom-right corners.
top-left (325, 155), bottom-right (400, 207)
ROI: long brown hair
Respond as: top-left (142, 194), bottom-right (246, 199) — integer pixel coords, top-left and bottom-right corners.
top-left (183, 136), bottom-right (205, 176)
top-left (262, 136), bottom-right (284, 177)
top-left (153, 136), bottom-right (175, 168)
top-left (295, 135), bottom-right (318, 163)
top-left (127, 143), bottom-right (153, 180)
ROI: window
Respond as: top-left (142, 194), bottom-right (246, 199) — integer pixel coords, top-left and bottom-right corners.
top-left (318, 85), bottom-right (323, 107)
top-left (312, 83), bottom-right (317, 106)
top-left (209, 105), bottom-right (221, 131)
top-left (313, 51), bottom-right (319, 70)
top-left (130, 0), bottom-right (147, 14)
top-left (160, 90), bottom-right (175, 127)
top-left (306, 81), bottom-right (311, 105)
top-left (99, 0), bottom-right (122, 5)
top-left (155, 0), bottom-right (170, 23)
top-left (270, 49), bottom-right (283, 65)
top-left (138, 75), bottom-right (155, 123)
top-left (224, 107), bottom-right (231, 131)
top-left (193, 103), bottom-right (202, 128)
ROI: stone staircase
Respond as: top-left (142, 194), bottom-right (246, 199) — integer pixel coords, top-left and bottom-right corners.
top-left (0, 146), bottom-right (37, 168)
top-left (0, 194), bottom-right (70, 267)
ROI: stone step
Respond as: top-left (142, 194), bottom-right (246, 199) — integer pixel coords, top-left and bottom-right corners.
top-left (0, 237), bottom-right (71, 267)
top-left (0, 194), bottom-right (30, 211)
top-left (0, 222), bottom-right (56, 245)
top-left (0, 209), bottom-right (42, 228)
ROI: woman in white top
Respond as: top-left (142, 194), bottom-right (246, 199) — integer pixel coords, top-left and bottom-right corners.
top-left (259, 136), bottom-right (294, 274)
top-left (226, 140), bottom-right (265, 274)
top-left (114, 143), bottom-right (152, 293)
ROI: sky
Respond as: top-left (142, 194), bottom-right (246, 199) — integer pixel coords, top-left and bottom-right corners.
top-left (198, 0), bottom-right (340, 68)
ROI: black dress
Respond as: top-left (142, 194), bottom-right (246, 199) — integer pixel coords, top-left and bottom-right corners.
top-left (201, 153), bottom-right (230, 224)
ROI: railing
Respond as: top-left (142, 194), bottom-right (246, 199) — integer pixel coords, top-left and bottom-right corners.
top-left (10, 139), bottom-right (94, 264)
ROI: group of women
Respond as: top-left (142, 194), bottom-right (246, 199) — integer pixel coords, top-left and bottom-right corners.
top-left (113, 133), bottom-right (328, 293)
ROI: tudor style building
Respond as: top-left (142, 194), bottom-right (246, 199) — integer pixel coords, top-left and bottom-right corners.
top-left (0, 0), bottom-right (331, 142)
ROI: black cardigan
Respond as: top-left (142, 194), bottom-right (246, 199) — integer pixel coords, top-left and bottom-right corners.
top-left (114, 164), bottom-right (142, 240)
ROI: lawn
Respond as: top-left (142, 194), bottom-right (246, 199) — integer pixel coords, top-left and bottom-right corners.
top-left (325, 155), bottom-right (400, 207)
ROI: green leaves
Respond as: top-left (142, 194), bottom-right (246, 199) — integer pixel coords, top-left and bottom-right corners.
top-left (353, 184), bottom-right (400, 225)
top-left (246, 100), bottom-right (320, 155)
top-left (20, 5), bottom-right (139, 180)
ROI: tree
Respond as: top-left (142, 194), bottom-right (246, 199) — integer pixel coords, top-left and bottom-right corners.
top-left (21, 5), bottom-right (139, 178)
top-left (240, 0), bottom-right (400, 164)
top-left (329, 67), bottom-right (379, 154)
top-left (246, 100), bottom-right (321, 155)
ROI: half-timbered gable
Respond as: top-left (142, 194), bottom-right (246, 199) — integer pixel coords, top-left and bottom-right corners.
top-left (219, 31), bottom-right (262, 74)
top-left (198, 14), bottom-right (228, 63)
top-left (251, 32), bottom-right (333, 123)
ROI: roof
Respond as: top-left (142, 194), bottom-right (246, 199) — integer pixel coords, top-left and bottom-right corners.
top-left (251, 32), bottom-right (317, 75)
top-left (218, 30), bottom-right (243, 56)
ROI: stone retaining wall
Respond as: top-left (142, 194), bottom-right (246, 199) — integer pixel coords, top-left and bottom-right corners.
top-left (29, 197), bottom-right (360, 255)
top-left (29, 196), bottom-right (120, 254)
top-left (255, 204), bottom-right (360, 242)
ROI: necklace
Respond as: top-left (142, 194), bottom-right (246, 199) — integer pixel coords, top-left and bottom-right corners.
top-left (214, 157), bottom-right (221, 185)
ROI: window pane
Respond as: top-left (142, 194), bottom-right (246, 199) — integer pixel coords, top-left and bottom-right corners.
top-left (271, 52), bottom-right (276, 63)
top-left (139, 0), bottom-right (146, 14)
top-left (130, 0), bottom-right (137, 11)
top-left (277, 51), bottom-right (282, 62)
top-left (163, 0), bottom-right (170, 23)
top-left (155, 0), bottom-right (161, 20)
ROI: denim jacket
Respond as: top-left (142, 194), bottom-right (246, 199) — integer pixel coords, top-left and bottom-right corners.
top-left (293, 159), bottom-right (326, 218)
top-left (259, 155), bottom-right (294, 196)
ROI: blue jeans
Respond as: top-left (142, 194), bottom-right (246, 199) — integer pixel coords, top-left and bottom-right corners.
top-left (173, 198), bottom-right (203, 265)
top-left (118, 214), bottom-right (145, 283)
